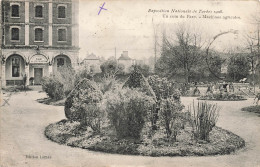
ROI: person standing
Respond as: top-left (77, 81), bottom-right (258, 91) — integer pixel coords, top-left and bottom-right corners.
top-left (23, 73), bottom-right (27, 91)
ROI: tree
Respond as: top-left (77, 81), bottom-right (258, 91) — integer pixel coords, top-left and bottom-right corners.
top-left (227, 54), bottom-right (251, 81)
top-left (100, 59), bottom-right (124, 75)
top-left (155, 24), bottom-right (204, 82)
top-left (132, 64), bottom-right (150, 77)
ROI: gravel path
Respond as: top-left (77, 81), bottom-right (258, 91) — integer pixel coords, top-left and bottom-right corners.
top-left (0, 91), bottom-right (260, 167)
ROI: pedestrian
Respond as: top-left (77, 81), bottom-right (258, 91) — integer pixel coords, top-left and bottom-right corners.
top-left (23, 73), bottom-right (27, 92)
top-left (193, 86), bottom-right (200, 96)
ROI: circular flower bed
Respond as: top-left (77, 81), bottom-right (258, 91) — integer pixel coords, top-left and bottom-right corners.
top-left (45, 119), bottom-right (245, 156)
top-left (198, 93), bottom-right (247, 101)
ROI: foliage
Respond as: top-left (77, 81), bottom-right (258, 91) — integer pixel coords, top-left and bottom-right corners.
top-left (105, 88), bottom-right (155, 139)
top-left (100, 59), bottom-right (124, 75)
top-left (41, 77), bottom-right (65, 100)
top-left (227, 54), bottom-right (251, 82)
top-left (98, 74), bottom-right (118, 94)
top-left (74, 67), bottom-right (93, 84)
top-left (148, 75), bottom-right (181, 100)
top-left (148, 75), bottom-right (182, 130)
top-left (123, 67), bottom-right (156, 98)
top-left (132, 64), bottom-right (150, 77)
top-left (64, 79), bottom-right (104, 132)
top-left (46, 120), bottom-right (245, 156)
top-left (199, 93), bottom-right (246, 101)
top-left (188, 101), bottom-right (219, 141)
top-left (158, 98), bottom-right (184, 140)
top-left (55, 65), bottom-right (76, 96)
top-left (241, 105), bottom-right (260, 114)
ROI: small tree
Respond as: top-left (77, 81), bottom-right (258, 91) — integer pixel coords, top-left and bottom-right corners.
top-left (159, 98), bottom-right (184, 141)
top-left (100, 59), bottom-right (124, 75)
top-left (106, 88), bottom-right (155, 139)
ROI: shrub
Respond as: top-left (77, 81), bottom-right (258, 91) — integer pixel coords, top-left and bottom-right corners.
top-left (148, 75), bottom-right (181, 100)
top-left (148, 75), bottom-right (181, 130)
top-left (105, 88), bottom-right (155, 139)
top-left (98, 74), bottom-right (118, 94)
top-left (123, 68), bottom-right (156, 99)
top-left (158, 98), bottom-right (184, 141)
top-left (188, 101), bottom-right (220, 141)
top-left (55, 65), bottom-right (76, 96)
top-left (64, 79), bottom-right (104, 132)
top-left (41, 77), bottom-right (64, 100)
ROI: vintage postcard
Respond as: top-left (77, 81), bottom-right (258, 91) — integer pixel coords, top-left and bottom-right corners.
top-left (0, 0), bottom-right (260, 167)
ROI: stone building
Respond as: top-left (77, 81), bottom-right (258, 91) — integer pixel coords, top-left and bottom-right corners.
top-left (117, 51), bottom-right (135, 73)
top-left (80, 53), bottom-right (101, 73)
top-left (1, 0), bottom-right (79, 86)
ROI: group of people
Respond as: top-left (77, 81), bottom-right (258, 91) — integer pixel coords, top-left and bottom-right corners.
top-left (192, 82), bottom-right (235, 96)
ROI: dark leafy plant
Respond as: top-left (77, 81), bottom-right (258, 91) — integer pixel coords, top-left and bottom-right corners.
top-left (65, 79), bottom-right (104, 132)
top-left (105, 88), bottom-right (155, 139)
top-left (188, 101), bottom-right (220, 141)
top-left (41, 77), bottom-right (64, 100)
top-left (158, 98), bottom-right (184, 141)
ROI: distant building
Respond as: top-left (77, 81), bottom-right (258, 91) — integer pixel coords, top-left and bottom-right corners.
top-left (80, 53), bottom-right (101, 73)
top-left (1, 0), bottom-right (79, 86)
top-left (117, 51), bottom-right (135, 73)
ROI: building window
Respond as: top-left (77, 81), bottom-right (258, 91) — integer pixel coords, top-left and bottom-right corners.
top-left (58, 29), bottom-right (67, 41)
top-left (11, 28), bottom-right (19, 41)
top-left (11, 5), bottom-right (19, 17)
top-left (35, 5), bottom-right (43, 18)
top-left (57, 58), bottom-right (65, 67)
top-left (58, 6), bottom-right (66, 18)
top-left (12, 57), bottom-right (20, 77)
top-left (35, 28), bottom-right (43, 41)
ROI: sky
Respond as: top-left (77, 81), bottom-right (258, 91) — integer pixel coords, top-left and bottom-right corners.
top-left (78, 0), bottom-right (260, 60)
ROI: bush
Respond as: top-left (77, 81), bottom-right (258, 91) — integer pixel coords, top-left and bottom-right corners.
top-left (148, 75), bottom-right (182, 130)
top-left (123, 68), bottom-right (156, 98)
top-left (64, 79), bottom-right (104, 132)
top-left (41, 77), bottom-right (64, 100)
top-left (148, 75), bottom-right (181, 100)
top-left (188, 101), bottom-right (220, 141)
top-left (198, 93), bottom-right (246, 101)
top-left (105, 88), bottom-right (155, 139)
top-left (55, 65), bottom-right (76, 96)
top-left (98, 74), bottom-right (118, 94)
top-left (158, 98), bottom-right (184, 140)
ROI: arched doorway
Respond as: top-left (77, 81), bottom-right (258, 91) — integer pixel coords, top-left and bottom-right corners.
top-left (29, 54), bottom-right (49, 85)
top-left (52, 54), bottom-right (72, 74)
top-left (5, 54), bottom-right (25, 86)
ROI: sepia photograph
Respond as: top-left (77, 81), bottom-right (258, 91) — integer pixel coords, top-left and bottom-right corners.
top-left (0, 0), bottom-right (260, 166)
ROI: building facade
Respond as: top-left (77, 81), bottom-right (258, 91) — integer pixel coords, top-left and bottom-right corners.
top-left (1, 0), bottom-right (79, 86)
top-left (117, 51), bottom-right (135, 73)
top-left (80, 53), bottom-right (101, 74)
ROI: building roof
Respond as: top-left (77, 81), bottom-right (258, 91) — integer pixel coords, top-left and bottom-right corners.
top-left (84, 53), bottom-right (99, 60)
top-left (118, 54), bottom-right (132, 60)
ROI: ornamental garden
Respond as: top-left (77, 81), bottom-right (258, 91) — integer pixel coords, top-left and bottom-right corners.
top-left (42, 66), bottom-right (245, 156)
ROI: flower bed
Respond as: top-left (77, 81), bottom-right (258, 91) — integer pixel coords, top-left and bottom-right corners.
top-left (45, 119), bottom-right (245, 156)
top-left (241, 105), bottom-right (260, 115)
top-left (198, 93), bottom-right (247, 101)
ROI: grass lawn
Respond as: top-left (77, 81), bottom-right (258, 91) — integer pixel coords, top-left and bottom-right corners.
top-left (45, 120), bottom-right (245, 157)
top-left (241, 105), bottom-right (260, 115)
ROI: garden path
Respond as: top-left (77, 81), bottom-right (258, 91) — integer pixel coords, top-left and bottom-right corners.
top-left (0, 91), bottom-right (260, 167)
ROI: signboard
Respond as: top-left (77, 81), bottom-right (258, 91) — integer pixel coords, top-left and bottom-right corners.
top-left (30, 55), bottom-right (48, 64)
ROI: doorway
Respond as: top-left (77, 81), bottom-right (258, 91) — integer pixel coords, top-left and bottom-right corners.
top-left (34, 68), bottom-right (43, 85)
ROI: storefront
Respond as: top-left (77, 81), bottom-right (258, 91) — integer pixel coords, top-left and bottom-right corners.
top-left (29, 54), bottom-right (49, 85)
